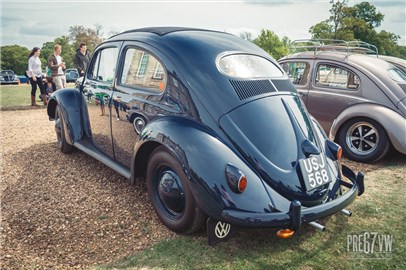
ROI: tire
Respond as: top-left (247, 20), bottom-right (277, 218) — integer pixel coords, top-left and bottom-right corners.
top-left (146, 146), bottom-right (206, 234)
top-left (338, 117), bottom-right (390, 163)
top-left (132, 115), bottom-right (146, 134)
top-left (55, 105), bottom-right (74, 154)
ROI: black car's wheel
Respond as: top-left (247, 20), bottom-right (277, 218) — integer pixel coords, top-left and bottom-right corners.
top-left (146, 146), bottom-right (206, 234)
top-left (132, 115), bottom-right (146, 134)
top-left (55, 105), bottom-right (74, 154)
top-left (338, 118), bottom-right (390, 162)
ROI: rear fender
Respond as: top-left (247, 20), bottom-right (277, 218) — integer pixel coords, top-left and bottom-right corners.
top-left (47, 88), bottom-right (92, 144)
top-left (133, 116), bottom-right (286, 221)
top-left (330, 103), bottom-right (406, 155)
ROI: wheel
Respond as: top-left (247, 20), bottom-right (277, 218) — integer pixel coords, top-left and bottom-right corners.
top-left (132, 115), bottom-right (146, 134)
top-left (338, 118), bottom-right (390, 162)
top-left (146, 146), bottom-right (206, 234)
top-left (55, 105), bottom-right (74, 154)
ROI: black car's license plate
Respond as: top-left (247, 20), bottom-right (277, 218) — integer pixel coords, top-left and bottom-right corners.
top-left (299, 154), bottom-right (332, 190)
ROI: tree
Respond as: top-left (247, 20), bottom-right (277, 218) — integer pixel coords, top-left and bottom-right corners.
top-left (309, 1), bottom-right (404, 57)
top-left (329, 0), bottom-right (348, 39)
top-left (253, 29), bottom-right (288, 60)
top-left (309, 20), bottom-right (334, 39)
top-left (0, 45), bottom-right (30, 74)
top-left (41, 36), bottom-right (76, 69)
top-left (69, 24), bottom-right (104, 53)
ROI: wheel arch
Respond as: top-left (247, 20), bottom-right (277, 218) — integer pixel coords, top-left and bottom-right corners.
top-left (131, 116), bottom-right (275, 221)
top-left (47, 88), bottom-right (92, 145)
top-left (330, 103), bottom-right (406, 155)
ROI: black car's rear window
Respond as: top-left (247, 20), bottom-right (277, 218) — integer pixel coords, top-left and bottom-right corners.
top-left (218, 54), bottom-right (283, 79)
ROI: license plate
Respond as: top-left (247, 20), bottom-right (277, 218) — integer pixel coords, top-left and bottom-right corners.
top-left (299, 154), bottom-right (332, 191)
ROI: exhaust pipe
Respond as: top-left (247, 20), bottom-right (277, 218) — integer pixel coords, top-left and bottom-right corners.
top-left (341, 209), bottom-right (352, 216)
top-left (308, 221), bottom-right (325, 232)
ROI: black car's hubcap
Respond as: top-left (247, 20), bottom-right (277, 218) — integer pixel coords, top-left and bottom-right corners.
top-left (155, 167), bottom-right (185, 219)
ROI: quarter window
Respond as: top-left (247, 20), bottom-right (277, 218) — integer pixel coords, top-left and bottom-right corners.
top-left (121, 48), bottom-right (166, 92)
top-left (89, 47), bottom-right (119, 84)
top-left (281, 62), bottom-right (310, 86)
top-left (315, 64), bottom-right (359, 90)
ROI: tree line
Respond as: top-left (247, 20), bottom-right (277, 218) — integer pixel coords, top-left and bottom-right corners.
top-left (1, 1), bottom-right (405, 75)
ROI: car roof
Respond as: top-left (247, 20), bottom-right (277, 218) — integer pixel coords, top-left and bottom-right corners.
top-left (111, 26), bottom-right (221, 37)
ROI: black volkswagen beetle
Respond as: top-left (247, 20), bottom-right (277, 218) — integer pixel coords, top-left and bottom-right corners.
top-left (47, 27), bottom-right (364, 245)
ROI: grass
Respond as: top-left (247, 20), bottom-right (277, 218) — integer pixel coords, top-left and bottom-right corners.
top-left (97, 159), bottom-right (405, 270)
top-left (0, 83), bottom-right (75, 109)
top-left (0, 84), bottom-right (34, 108)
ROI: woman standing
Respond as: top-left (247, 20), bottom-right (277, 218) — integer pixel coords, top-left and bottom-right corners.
top-left (28, 47), bottom-right (46, 106)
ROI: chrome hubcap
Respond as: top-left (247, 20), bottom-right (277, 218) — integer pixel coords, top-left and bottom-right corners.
top-left (346, 122), bottom-right (379, 156)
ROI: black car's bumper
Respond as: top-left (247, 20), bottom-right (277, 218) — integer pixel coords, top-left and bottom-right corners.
top-left (222, 165), bottom-right (364, 230)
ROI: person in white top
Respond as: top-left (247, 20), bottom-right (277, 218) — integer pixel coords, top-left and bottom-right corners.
top-left (48, 44), bottom-right (66, 90)
top-left (28, 47), bottom-right (47, 106)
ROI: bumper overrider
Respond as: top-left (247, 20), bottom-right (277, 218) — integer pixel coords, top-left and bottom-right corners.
top-left (222, 165), bottom-right (364, 230)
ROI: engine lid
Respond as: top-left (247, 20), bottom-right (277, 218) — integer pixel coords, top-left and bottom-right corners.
top-left (219, 94), bottom-right (332, 206)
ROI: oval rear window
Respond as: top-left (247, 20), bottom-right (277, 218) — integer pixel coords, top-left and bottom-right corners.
top-left (218, 54), bottom-right (284, 79)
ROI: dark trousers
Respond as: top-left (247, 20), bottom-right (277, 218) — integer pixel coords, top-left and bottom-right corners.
top-left (29, 76), bottom-right (45, 97)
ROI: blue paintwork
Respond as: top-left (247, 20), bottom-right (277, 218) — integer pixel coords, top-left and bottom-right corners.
top-left (48, 27), bottom-right (363, 231)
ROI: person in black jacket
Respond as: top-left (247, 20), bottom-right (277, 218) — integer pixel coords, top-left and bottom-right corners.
top-left (73, 43), bottom-right (91, 76)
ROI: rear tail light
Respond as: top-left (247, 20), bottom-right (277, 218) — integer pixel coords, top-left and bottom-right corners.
top-left (225, 164), bottom-right (247, 193)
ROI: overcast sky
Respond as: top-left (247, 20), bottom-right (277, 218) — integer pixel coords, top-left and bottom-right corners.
top-left (1, 0), bottom-right (405, 50)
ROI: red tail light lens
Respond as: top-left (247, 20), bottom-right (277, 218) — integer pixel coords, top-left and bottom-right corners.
top-left (225, 164), bottom-right (247, 194)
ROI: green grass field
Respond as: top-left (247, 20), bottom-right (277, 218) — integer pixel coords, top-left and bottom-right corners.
top-left (0, 84), bottom-right (34, 108)
top-left (0, 83), bottom-right (75, 109)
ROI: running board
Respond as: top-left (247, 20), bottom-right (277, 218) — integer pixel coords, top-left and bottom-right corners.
top-left (74, 139), bottom-right (131, 179)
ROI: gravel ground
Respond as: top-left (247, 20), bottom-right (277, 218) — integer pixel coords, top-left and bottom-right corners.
top-left (1, 108), bottom-right (174, 270)
top-left (1, 108), bottom-right (404, 269)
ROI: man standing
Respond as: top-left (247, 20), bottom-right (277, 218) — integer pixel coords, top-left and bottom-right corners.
top-left (48, 44), bottom-right (66, 90)
top-left (73, 43), bottom-right (91, 76)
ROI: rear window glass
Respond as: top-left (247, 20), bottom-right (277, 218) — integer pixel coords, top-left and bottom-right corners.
top-left (388, 68), bottom-right (406, 82)
top-left (218, 54), bottom-right (283, 79)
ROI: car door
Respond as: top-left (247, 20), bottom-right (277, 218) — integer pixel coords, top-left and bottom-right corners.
top-left (306, 62), bottom-right (363, 132)
top-left (84, 42), bottom-right (121, 158)
top-left (111, 43), bottom-right (168, 168)
top-left (280, 61), bottom-right (312, 104)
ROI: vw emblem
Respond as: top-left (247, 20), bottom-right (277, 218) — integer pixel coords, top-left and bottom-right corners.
top-left (215, 221), bottom-right (231, 238)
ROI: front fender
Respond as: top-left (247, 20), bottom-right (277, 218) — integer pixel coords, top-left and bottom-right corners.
top-left (329, 103), bottom-right (406, 155)
top-left (134, 116), bottom-right (284, 221)
top-left (47, 88), bottom-right (91, 144)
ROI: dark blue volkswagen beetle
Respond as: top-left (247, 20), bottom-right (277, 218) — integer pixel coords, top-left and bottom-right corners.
top-left (47, 27), bottom-right (364, 245)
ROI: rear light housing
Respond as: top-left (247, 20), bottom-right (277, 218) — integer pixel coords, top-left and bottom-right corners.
top-left (225, 164), bottom-right (247, 193)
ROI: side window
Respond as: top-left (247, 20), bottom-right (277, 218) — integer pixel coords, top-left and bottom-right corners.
top-left (120, 48), bottom-right (166, 93)
top-left (315, 64), bottom-right (360, 90)
top-left (281, 62), bottom-right (310, 86)
top-left (89, 47), bottom-right (119, 84)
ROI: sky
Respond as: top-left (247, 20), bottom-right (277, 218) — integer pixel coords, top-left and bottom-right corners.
top-left (1, 0), bottom-right (405, 50)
